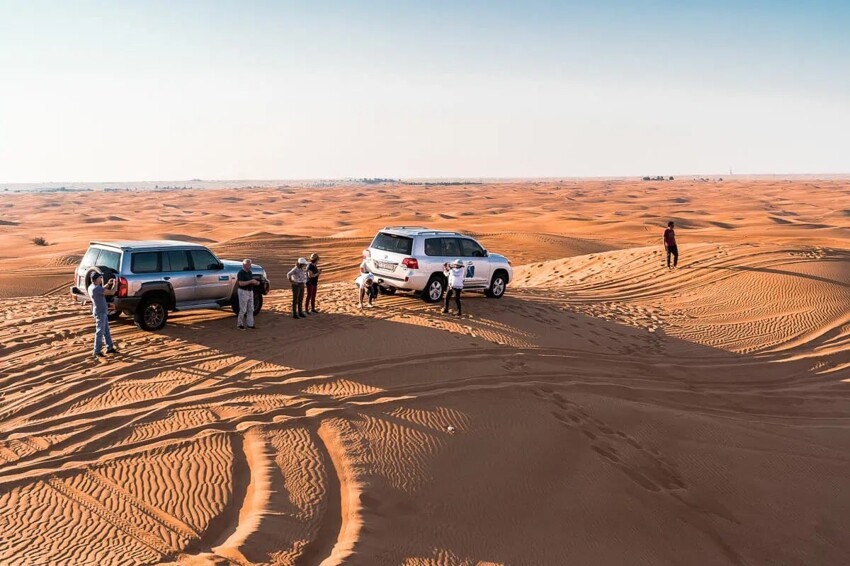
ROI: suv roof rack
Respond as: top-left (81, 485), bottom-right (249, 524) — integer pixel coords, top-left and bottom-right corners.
top-left (380, 226), bottom-right (465, 236)
top-left (88, 240), bottom-right (203, 251)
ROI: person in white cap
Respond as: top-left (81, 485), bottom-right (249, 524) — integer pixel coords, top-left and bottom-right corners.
top-left (442, 258), bottom-right (465, 316)
top-left (236, 258), bottom-right (260, 329)
top-left (355, 266), bottom-right (378, 308)
top-left (287, 257), bottom-right (309, 319)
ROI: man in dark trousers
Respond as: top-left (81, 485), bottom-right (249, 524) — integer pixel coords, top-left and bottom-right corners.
top-left (287, 257), bottom-right (309, 319)
top-left (305, 253), bottom-right (321, 313)
top-left (664, 221), bottom-right (678, 269)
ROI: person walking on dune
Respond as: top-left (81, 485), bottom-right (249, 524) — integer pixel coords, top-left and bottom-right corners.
top-left (236, 259), bottom-right (259, 329)
top-left (664, 221), bottom-right (679, 269)
top-left (88, 271), bottom-right (118, 359)
top-left (305, 253), bottom-right (322, 313)
top-left (288, 257), bottom-right (309, 319)
top-left (442, 259), bottom-right (465, 316)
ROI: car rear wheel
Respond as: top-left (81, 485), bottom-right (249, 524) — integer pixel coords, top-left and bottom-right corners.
top-left (423, 275), bottom-right (445, 303)
top-left (486, 272), bottom-right (507, 298)
top-left (135, 296), bottom-right (168, 331)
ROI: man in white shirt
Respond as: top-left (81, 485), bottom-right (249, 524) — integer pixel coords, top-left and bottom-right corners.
top-left (442, 259), bottom-right (465, 316)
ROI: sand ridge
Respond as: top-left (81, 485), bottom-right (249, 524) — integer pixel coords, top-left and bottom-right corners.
top-left (0, 179), bottom-right (848, 564)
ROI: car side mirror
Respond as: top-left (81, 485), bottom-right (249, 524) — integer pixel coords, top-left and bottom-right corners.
top-left (483, 249), bottom-right (488, 256)
top-left (215, 262), bottom-right (224, 270)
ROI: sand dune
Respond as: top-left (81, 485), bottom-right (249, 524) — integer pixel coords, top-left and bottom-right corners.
top-left (0, 179), bottom-right (849, 565)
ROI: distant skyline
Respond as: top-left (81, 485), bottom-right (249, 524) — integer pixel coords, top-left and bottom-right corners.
top-left (1, 0), bottom-right (849, 183)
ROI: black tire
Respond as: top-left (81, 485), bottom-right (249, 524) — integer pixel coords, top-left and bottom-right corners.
top-left (422, 274), bottom-right (445, 303)
top-left (379, 285), bottom-right (396, 295)
top-left (230, 290), bottom-right (264, 315)
top-left (135, 295), bottom-right (168, 331)
top-left (486, 272), bottom-right (508, 299)
top-left (253, 290), bottom-right (263, 315)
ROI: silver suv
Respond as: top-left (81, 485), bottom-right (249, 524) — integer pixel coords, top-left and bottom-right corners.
top-left (70, 241), bottom-right (270, 331)
top-left (363, 227), bottom-right (512, 302)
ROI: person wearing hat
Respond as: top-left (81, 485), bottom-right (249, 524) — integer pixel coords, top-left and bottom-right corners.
top-left (305, 253), bottom-right (322, 313)
top-left (236, 258), bottom-right (260, 330)
top-left (442, 258), bottom-right (465, 316)
top-left (355, 269), bottom-right (378, 309)
top-left (287, 257), bottom-right (310, 319)
top-left (87, 271), bottom-right (118, 359)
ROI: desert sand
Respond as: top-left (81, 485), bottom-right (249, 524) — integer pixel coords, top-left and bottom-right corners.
top-left (0, 178), bottom-right (848, 565)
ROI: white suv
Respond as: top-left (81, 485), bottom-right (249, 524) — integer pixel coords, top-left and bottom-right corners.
top-left (363, 227), bottom-right (513, 302)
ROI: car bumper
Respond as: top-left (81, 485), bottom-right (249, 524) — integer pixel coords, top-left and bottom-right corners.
top-left (370, 271), bottom-right (430, 292)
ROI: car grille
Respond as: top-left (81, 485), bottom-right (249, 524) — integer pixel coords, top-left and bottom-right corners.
top-left (374, 260), bottom-right (397, 271)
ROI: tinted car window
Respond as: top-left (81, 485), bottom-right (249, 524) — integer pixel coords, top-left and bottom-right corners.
top-left (190, 249), bottom-right (220, 270)
top-left (371, 232), bottom-right (413, 255)
top-left (163, 250), bottom-right (192, 272)
top-left (459, 238), bottom-right (485, 257)
top-left (81, 247), bottom-right (101, 268)
top-left (97, 249), bottom-right (121, 271)
top-left (441, 238), bottom-right (460, 258)
top-left (424, 238), bottom-right (441, 256)
top-left (131, 252), bottom-right (160, 273)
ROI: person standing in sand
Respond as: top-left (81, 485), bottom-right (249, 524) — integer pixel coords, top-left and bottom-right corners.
top-left (236, 259), bottom-right (259, 330)
top-left (664, 221), bottom-right (679, 269)
top-left (288, 258), bottom-right (309, 319)
top-left (88, 272), bottom-right (118, 359)
top-left (305, 253), bottom-right (322, 313)
top-left (442, 259), bottom-right (465, 316)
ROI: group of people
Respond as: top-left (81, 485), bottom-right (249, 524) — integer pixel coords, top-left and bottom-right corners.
top-left (285, 254), bottom-right (321, 319)
top-left (88, 222), bottom-right (681, 359)
top-left (353, 257), bottom-right (465, 315)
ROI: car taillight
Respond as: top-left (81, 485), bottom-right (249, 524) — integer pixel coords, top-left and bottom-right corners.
top-left (117, 277), bottom-right (128, 297)
top-left (402, 258), bottom-right (419, 269)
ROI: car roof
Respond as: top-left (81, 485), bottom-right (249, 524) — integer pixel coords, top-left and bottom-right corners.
top-left (89, 240), bottom-right (210, 252)
top-left (378, 226), bottom-right (469, 238)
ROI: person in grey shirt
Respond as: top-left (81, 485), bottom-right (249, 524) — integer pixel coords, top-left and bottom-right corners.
top-left (87, 272), bottom-right (118, 359)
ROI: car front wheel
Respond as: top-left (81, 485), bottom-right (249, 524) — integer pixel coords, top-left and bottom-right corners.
top-left (486, 273), bottom-right (507, 298)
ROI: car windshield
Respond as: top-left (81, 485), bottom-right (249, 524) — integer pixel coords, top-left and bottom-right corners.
top-left (371, 232), bottom-right (413, 255)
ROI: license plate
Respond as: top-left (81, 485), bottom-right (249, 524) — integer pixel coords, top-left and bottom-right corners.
top-left (375, 261), bottom-right (396, 271)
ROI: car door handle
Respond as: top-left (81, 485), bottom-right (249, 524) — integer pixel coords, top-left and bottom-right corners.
top-left (196, 274), bottom-right (203, 278)
top-left (163, 276), bottom-right (171, 281)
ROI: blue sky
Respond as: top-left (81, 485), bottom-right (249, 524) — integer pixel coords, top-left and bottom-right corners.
top-left (1, 0), bottom-right (848, 181)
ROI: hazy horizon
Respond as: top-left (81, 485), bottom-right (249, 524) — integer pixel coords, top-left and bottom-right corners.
top-left (1, 0), bottom-right (849, 183)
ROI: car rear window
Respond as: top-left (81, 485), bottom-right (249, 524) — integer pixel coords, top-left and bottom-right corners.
top-left (163, 250), bottom-right (192, 272)
top-left (131, 251), bottom-right (160, 273)
top-left (81, 247), bottom-right (101, 268)
top-left (371, 232), bottom-right (413, 255)
top-left (424, 238), bottom-right (441, 256)
top-left (97, 249), bottom-right (121, 271)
